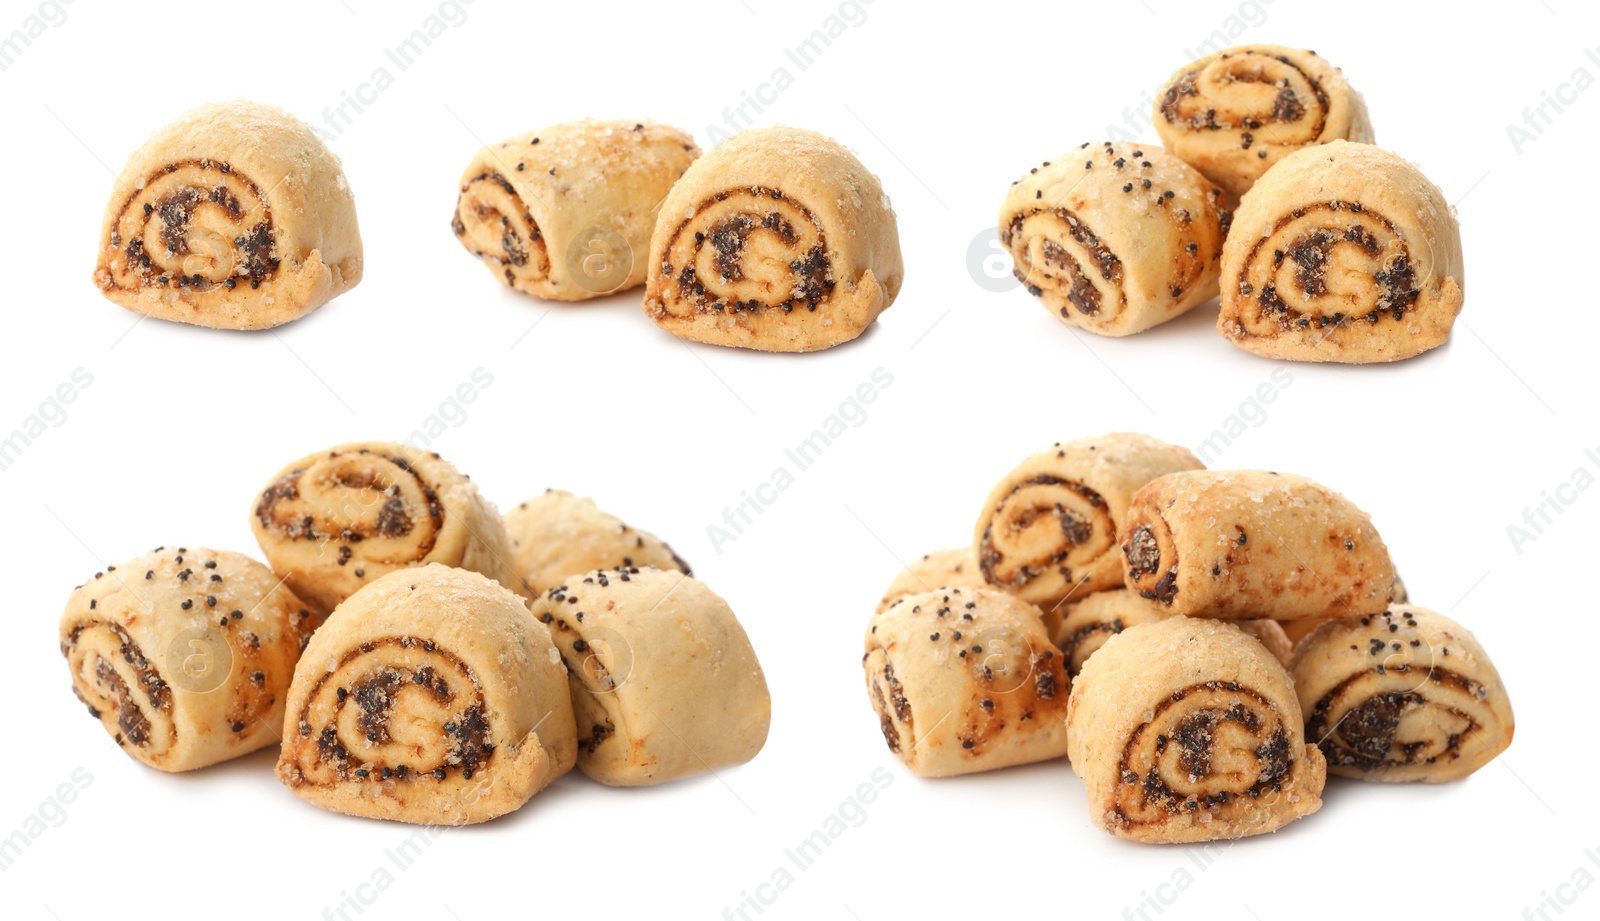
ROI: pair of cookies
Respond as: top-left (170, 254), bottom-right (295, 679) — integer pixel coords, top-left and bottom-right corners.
top-left (452, 121), bottom-right (905, 352)
top-left (1000, 44), bottom-right (1464, 363)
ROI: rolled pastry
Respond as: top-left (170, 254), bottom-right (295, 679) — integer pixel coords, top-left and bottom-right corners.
top-left (92, 100), bottom-right (362, 330)
top-left (1054, 591), bottom-right (1292, 675)
top-left (1292, 605), bottom-right (1513, 782)
top-left (452, 120), bottom-right (699, 300)
top-left (59, 547), bottom-right (310, 771)
top-left (1067, 617), bottom-right (1325, 843)
top-left (999, 142), bottom-right (1226, 336)
top-left (504, 489), bottom-right (690, 598)
top-left (1218, 141), bottom-right (1464, 363)
top-left (864, 587), bottom-right (1069, 777)
top-left (250, 441), bottom-right (523, 619)
top-left (1153, 45), bottom-right (1372, 199)
top-left (1123, 470), bottom-right (1395, 620)
top-left (276, 565), bottom-right (576, 825)
top-left (642, 126), bottom-right (904, 352)
top-left (532, 567), bottom-right (770, 786)
top-left (1054, 589), bottom-right (1169, 677)
top-left (975, 433), bottom-right (1204, 611)
top-left (1280, 572), bottom-right (1407, 646)
top-left (877, 547), bottom-right (986, 615)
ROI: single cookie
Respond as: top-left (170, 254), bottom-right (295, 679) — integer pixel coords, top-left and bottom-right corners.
top-left (1154, 45), bottom-right (1372, 199)
top-left (1218, 141), bottom-right (1464, 362)
top-left (504, 490), bottom-right (689, 598)
top-left (976, 433), bottom-right (1204, 611)
top-left (1067, 617), bottom-right (1325, 843)
top-left (59, 547), bottom-right (311, 771)
top-left (92, 100), bottom-right (362, 329)
top-left (999, 142), bottom-right (1226, 336)
top-left (452, 119), bottom-right (699, 300)
top-left (276, 565), bottom-right (576, 825)
top-left (1122, 470), bottom-right (1395, 620)
top-left (531, 568), bottom-right (770, 786)
top-left (864, 587), bottom-right (1069, 777)
top-left (250, 441), bottom-right (523, 619)
top-left (1291, 605), bottom-right (1513, 782)
top-left (642, 126), bottom-right (904, 352)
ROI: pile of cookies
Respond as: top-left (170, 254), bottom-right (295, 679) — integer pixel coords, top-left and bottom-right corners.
top-left (59, 440), bottom-right (770, 826)
top-left (91, 101), bottom-right (904, 352)
top-left (999, 44), bottom-right (1465, 363)
top-left (862, 432), bottom-right (1513, 843)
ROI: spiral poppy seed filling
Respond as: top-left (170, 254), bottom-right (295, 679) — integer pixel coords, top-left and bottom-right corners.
top-left (1061, 618), bottom-right (1124, 673)
top-left (1241, 202), bottom-right (1422, 331)
top-left (105, 159), bottom-right (281, 292)
top-left (1005, 208), bottom-right (1128, 320)
top-left (1158, 51), bottom-right (1330, 144)
top-left (254, 451), bottom-right (444, 559)
top-left (979, 474), bottom-right (1112, 594)
top-left (290, 637), bottom-right (493, 786)
top-left (659, 187), bottom-right (835, 315)
top-left (868, 658), bottom-right (911, 753)
top-left (453, 171), bottom-right (551, 286)
top-left (1115, 681), bottom-right (1296, 827)
top-left (63, 622), bottom-right (173, 750)
top-left (1307, 666), bottom-right (1484, 773)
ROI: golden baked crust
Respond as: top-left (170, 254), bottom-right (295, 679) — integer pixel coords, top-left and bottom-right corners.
top-left (504, 490), bottom-right (689, 598)
top-left (642, 126), bottom-right (904, 352)
top-left (1218, 141), bottom-right (1464, 362)
top-left (1122, 470), bottom-right (1396, 620)
top-left (249, 441), bottom-right (523, 619)
top-left (999, 142), bottom-right (1225, 336)
top-left (864, 586), bottom-right (1069, 777)
top-left (1290, 605), bottom-right (1513, 782)
top-left (876, 547), bottom-right (986, 615)
top-left (1153, 45), bottom-right (1372, 199)
top-left (1067, 617), bottom-right (1325, 843)
top-left (92, 100), bottom-right (362, 329)
top-left (275, 565), bottom-right (576, 825)
top-left (530, 567), bottom-right (770, 786)
top-left (975, 433), bottom-right (1204, 611)
top-left (59, 547), bottom-right (310, 771)
top-left (452, 119), bottom-right (698, 300)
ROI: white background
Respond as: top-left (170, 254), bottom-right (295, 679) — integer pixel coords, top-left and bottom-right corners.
top-left (1, 0), bottom-right (1595, 918)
